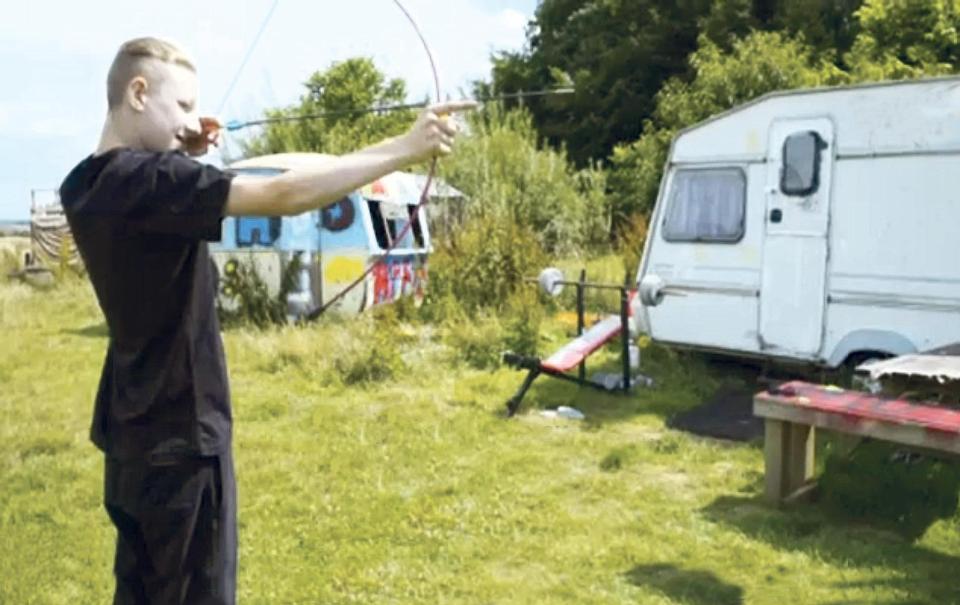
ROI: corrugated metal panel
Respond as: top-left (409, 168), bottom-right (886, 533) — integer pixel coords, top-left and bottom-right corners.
top-left (859, 344), bottom-right (960, 383)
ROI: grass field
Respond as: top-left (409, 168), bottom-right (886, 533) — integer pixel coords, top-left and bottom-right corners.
top-left (2, 272), bottom-right (960, 604)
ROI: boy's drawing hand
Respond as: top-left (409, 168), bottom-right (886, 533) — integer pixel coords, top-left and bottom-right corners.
top-left (181, 117), bottom-right (222, 157)
top-left (402, 100), bottom-right (478, 163)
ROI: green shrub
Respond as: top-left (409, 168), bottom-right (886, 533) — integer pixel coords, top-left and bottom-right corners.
top-left (415, 288), bottom-right (462, 325)
top-left (218, 255), bottom-right (301, 329)
top-left (502, 288), bottom-right (544, 358)
top-left (438, 286), bottom-right (545, 371)
top-left (425, 214), bottom-right (548, 315)
top-left (438, 104), bottom-right (610, 255)
top-left (442, 311), bottom-right (505, 371)
top-left (333, 327), bottom-right (407, 385)
top-left (371, 294), bottom-right (421, 327)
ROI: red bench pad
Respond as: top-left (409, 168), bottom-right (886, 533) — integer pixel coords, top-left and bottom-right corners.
top-left (541, 315), bottom-right (622, 373)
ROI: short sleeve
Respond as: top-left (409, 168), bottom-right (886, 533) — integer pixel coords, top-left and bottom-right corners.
top-left (115, 151), bottom-right (234, 241)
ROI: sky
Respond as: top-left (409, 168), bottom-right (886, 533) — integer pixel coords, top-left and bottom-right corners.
top-left (0, 0), bottom-right (539, 220)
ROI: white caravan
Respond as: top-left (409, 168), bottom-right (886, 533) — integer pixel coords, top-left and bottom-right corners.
top-left (635, 77), bottom-right (960, 368)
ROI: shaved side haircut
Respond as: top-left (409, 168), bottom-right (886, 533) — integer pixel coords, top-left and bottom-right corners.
top-left (106, 37), bottom-right (196, 109)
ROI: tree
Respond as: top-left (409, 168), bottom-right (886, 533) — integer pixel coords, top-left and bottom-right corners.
top-left (774, 0), bottom-right (864, 63)
top-left (490, 0), bottom-right (716, 166)
top-left (488, 0), bottom-right (868, 167)
top-left (243, 58), bottom-right (419, 157)
top-left (846, 0), bottom-right (960, 80)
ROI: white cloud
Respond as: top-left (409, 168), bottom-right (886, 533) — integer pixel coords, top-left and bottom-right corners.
top-left (499, 8), bottom-right (529, 32)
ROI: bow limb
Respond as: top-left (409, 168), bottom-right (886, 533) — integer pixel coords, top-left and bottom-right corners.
top-left (390, 0), bottom-right (442, 218)
top-left (306, 0), bottom-right (441, 319)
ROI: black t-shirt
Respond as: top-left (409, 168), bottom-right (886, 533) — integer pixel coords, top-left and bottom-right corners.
top-left (59, 148), bottom-right (235, 462)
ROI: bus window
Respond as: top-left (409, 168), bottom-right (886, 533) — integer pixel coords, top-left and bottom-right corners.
top-left (237, 216), bottom-right (281, 247)
top-left (407, 205), bottom-right (425, 248)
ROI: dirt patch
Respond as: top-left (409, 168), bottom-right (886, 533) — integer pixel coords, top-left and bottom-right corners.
top-left (667, 384), bottom-right (764, 442)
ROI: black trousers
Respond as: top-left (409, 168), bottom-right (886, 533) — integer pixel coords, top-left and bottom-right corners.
top-left (104, 451), bottom-right (237, 605)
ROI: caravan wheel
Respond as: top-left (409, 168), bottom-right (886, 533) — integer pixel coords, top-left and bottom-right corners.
top-left (841, 351), bottom-right (892, 394)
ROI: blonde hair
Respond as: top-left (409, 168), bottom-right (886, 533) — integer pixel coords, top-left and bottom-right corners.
top-left (106, 37), bottom-right (196, 109)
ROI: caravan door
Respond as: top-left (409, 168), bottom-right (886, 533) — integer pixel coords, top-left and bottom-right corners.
top-left (758, 118), bottom-right (834, 357)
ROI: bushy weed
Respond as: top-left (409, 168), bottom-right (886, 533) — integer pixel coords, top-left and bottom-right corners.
top-left (426, 215), bottom-right (547, 315)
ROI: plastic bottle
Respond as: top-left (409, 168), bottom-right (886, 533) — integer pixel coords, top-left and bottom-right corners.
top-left (555, 406), bottom-right (585, 420)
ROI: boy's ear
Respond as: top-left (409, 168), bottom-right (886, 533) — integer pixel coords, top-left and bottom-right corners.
top-left (128, 76), bottom-right (148, 112)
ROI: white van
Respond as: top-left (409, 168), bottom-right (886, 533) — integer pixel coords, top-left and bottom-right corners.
top-left (635, 77), bottom-right (960, 367)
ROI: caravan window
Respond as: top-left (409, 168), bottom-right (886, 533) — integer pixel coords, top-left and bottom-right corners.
top-left (781, 131), bottom-right (824, 196)
top-left (662, 168), bottom-right (745, 243)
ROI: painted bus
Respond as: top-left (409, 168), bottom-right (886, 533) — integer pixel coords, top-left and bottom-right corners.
top-left (210, 154), bottom-right (445, 318)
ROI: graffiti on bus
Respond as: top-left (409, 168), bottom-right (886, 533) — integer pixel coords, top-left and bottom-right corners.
top-left (373, 255), bottom-right (427, 305)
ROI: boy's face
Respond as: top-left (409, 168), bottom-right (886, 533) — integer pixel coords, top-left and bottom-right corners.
top-left (126, 60), bottom-right (201, 153)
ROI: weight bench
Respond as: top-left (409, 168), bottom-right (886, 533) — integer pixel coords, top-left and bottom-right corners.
top-left (754, 381), bottom-right (960, 505)
top-left (502, 269), bottom-right (651, 417)
top-left (503, 315), bottom-right (629, 416)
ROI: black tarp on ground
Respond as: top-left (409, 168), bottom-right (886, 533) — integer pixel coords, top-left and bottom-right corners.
top-left (667, 384), bottom-right (764, 442)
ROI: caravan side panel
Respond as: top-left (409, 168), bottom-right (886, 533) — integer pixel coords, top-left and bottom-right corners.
top-left (823, 154), bottom-right (960, 365)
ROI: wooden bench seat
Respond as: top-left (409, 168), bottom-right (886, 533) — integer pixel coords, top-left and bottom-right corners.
top-left (753, 381), bottom-right (960, 504)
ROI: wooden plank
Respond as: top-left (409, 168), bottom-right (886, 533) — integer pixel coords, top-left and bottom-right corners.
top-left (784, 422), bottom-right (815, 496)
top-left (782, 480), bottom-right (819, 505)
top-left (755, 398), bottom-right (960, 456)
top-left (756, 382), bottom-right (960, 435)
top-left (763, 419), bottom-right (787, 504)
top-left (762, 419), bottom-right (816, 504)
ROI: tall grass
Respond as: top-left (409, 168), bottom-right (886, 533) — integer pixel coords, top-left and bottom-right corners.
top-left (0, 237), bottom-right (28, 276)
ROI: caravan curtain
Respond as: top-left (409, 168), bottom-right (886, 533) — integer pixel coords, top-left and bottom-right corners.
top-left (662, 169), bottom-right (745, 242)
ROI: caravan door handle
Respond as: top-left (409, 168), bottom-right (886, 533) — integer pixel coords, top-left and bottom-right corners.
top-left (769, 208), bottom-right (783, 223)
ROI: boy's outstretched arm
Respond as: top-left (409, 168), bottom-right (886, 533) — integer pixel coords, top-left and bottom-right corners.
top-left (224, 100), bottom-right (476, 217)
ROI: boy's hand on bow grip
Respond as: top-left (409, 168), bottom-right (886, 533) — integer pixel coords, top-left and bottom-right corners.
top-left (404, 100), bottom-right (478, 163)
top-left (182, 117), bottom-right (222, 157)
